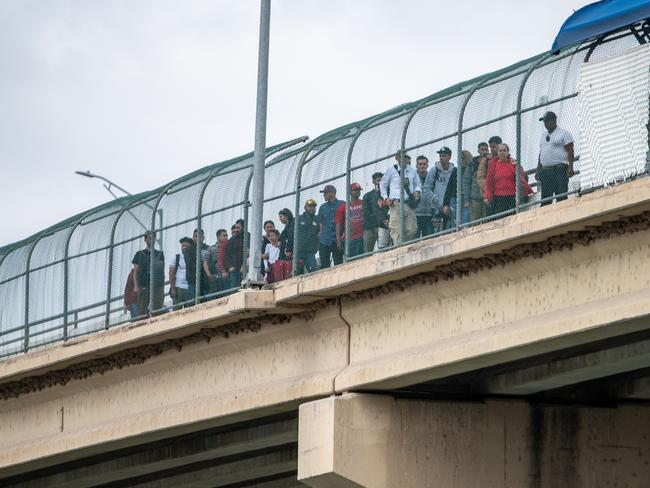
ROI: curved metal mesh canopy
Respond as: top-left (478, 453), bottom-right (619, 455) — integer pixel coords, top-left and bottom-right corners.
top-left (2, 26), bottom-right (649, 358)
top-left (552, 0), bottom-right (650, 53)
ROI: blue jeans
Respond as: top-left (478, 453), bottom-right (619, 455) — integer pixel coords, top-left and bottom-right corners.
top-left (461, 206), bottom-right (470, 225)
top-left (187, 283), bottom-right (196, 301)
top-left (129, 303), bottom-right (138, 322)
top-left (443, 197), bottom-right (457, 230)
top-left (229, 271), bottom-right (242, 289)
top-left (348, 238), bottom-right (364, 258)
top-left (319, 243), bottom-right (342, 269)
top-left (416, 216), bottom-right (435, 238)
top-left (298, 253), bottom-right (318, 274)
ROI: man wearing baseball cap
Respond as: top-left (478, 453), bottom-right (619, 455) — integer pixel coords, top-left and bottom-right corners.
top-left (296, 198), bottom-right (319, 274)
top-left (362, 172), bottom-right (390, 252)
top-left (536, 111), bottom-right (574, 205)
top-left (423, 146), bottom-right (457, 232)
top-left (316, 185), bottom-right (345, 269)
top-left (336, 182), bottom-right (365, 258)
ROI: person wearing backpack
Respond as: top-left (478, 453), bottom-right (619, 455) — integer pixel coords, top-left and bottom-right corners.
top-left (379, 151), bottom-right (421, 244)
top-left (202, 229), bottom-right (229, 298)
top-left (423, 147), bottom-right (456, 233)
top-left (169, 237), bottom-right (193, 310)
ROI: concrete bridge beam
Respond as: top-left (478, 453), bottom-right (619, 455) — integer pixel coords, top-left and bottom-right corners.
top-left (617, 374), bottom-right (650, 399)
top-left (297, 393), bottom-right (650, 488)
top-left (482, 338), bottom-right (650, 395)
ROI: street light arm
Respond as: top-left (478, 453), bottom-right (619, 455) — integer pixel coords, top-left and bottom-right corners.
top-left (75, 170), bottom-right (132, 196)
top-left (102, 183), bottom-right (120, 200)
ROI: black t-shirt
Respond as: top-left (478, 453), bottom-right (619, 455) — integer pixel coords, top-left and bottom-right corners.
top-left (362, 189), bottom-right (388, 230)
top-left (132, 249), bottom-right (165, 288)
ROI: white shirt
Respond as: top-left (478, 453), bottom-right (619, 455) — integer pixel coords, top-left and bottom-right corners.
top-left (539, 126), bottom-right (573, 167)
top-left (169, 252), bottom-right (189, 289)
top-left (379, 163), bottom-right (421, 200)
top-left (263, 243), bottom-right (280, 271)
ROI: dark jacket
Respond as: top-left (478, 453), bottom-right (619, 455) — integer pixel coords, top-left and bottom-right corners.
top-left (224, 235), bottom-right (244, 272)
top-left (279, 218), bottom-right (295, 260)
top-left (297, 211), bottom-right (319, 254)
top-left (362, 188), bottom-right (388, 230)
top-left (442, 168), bottom-right (458, 208)
top-left (181, 243), bottom-right (208, 286)
top-left (462, 156), bottom-right (484, 202)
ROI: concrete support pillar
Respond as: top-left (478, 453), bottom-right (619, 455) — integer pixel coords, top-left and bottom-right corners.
top-left (297, 393), bottom-right (650, 488)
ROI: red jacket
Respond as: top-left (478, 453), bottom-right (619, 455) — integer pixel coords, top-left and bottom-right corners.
top-left (484, 158), bottom-right (533, 201)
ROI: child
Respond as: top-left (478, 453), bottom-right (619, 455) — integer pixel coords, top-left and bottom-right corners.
top-left (262, 229), bottom-right (281, 283)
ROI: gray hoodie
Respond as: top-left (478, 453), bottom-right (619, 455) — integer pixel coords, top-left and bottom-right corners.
top-left (423, 161), bottom-right (456, 212)
top-left (414, 171), bottom-right (433, 217)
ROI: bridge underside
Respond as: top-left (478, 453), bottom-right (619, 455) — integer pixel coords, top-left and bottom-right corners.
top-left (1, 412), bottom-right (301, 488)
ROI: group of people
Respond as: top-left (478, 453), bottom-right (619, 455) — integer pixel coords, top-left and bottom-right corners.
top-left (126, 111), bottom-right (575, 317)
top-left (127, 220), bottom-right (248, 317)
top-left (378, 110), bottom-right (574, 243)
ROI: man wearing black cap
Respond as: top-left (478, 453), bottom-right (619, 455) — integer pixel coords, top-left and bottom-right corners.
top-left (316, 185), bottom-right (345, 269)
top-left (536, 111), bottom-right (574, 205)
top-left (423, 146), bottom-right (457, 232)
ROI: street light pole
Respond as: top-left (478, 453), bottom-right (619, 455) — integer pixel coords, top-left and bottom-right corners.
top-left (246, 0), bottom-right (271, 285)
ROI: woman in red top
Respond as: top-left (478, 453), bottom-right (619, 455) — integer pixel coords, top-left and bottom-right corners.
top-left (483, 143), bottom-right (533, 215)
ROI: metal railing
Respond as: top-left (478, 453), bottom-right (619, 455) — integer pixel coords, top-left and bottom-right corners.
top-left (1, 24), bottom-right (649, 358)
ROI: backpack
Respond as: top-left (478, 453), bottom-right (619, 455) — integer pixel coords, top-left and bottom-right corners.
top-left (393, 164), bottom-right (419, 209)
top-left (124, 269), bottom-right (136, 308)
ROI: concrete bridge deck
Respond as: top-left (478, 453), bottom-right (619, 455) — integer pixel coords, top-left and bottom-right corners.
top-left (2, 178), bottom-right (650, 487)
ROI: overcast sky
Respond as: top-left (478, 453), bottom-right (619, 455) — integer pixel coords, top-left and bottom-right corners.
top-left (1, 0), bottom-right (592, 246)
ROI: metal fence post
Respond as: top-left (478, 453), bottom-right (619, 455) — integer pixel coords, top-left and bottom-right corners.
top-left (149, 184), bottom-right (176, 316)
top-left (344, 118), bottom-right (381, 260)
top-left (63, 218), bottom-right (87, 339)
top-left (23, 238), bottom-right (41, 352)
top-left (105, 197), bottom-right (144, 327)
top-left (292, 143), bottom-right (317, 275)
top-left (397, 103), bottom-right (432, 243)
top-left (515, 54), bottom-right (551, 211)
top-left (456, 81), bottom-right (487, 228)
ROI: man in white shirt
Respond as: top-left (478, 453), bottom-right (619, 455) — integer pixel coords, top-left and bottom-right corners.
top-left (169, 237), bottom-right (193, 310)
top-left (536, 111), bottom-right (574, 206)
top-left (379, 151), bottom-right (421, 244)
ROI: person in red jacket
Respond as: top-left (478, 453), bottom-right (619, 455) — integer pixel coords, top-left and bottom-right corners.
top-left (483, 143), bottom-right (533, 215)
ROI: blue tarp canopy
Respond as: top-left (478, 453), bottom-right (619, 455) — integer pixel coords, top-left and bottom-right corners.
top-left (552, 0), bottom-right (650, 53)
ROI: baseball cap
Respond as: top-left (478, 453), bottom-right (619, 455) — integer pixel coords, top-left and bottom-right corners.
top-left (539, 111), bottom-right (557, 122)
top-left (350, 182), bottom-right (362, 191)
top-left (305, 198), bottom-right (317, 206)
top-left (437, 146), bottom-right (452, 155)
top-left (319, 185), bottom-right (336, 193)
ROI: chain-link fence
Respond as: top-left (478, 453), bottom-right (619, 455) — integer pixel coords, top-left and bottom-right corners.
top-left (1, 25), bottom-right (649, 358)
